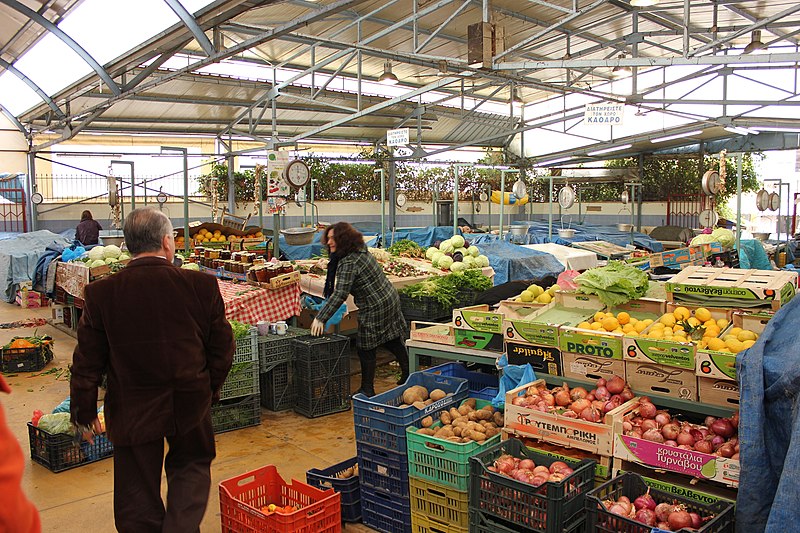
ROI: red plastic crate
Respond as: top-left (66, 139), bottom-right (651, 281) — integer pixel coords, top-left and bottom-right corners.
top-left (219, 464), bottom-right (341, 533)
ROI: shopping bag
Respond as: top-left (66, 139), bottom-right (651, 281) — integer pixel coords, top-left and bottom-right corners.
top-left (492, 353), bottom-right (536, 408)
top-left (303, 295), bottom-right (348, 328)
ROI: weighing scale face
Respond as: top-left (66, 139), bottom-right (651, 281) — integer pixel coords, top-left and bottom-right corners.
top-left (558, 186), bottom-right (575, 209)
top-left (769, 192), bottom-right (780, 212)
top-left (285, 160), bottom-right (310, 188)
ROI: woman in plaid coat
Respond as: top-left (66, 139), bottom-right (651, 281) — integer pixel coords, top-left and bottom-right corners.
top-left (312, 222), bottom-right (409, 396)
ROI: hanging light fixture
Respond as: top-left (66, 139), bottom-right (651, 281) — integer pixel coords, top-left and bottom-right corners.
top-left (743, 30), bottom-right (767, 54)
top-left (630, 0), bottom-right (658, 6)
top-left (511, 87), bottom-right (523, 104)
top-left (378, 61), bottom-right (399, 85)
top-left (611, 54), bottom-right (632, 78)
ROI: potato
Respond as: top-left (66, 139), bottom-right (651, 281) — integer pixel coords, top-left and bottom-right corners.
top-left (449, 407), bottom-right (460, 420)
top-left (399, 404), bottom-right (409, 408)
top-left (493, 412), bottom-right (504, 426)
top-left (339, 467), bottom-right (354, 479)
top-left (414, 386), bottom-right (430, 401)
top-left (446, 436), bottom-right (462, 443)
top-left (429, 389), bottom-right (446, 401)
top-left (403, 385), bottom-right (428, 405)
top-left (481, 405), bottom-right (495, 414)
top-left (452, 426), bottom-right (463, 437)
top-left (439, 412), bottom-right (452, 425)
top-left (471, 423), bottom-right (486, 433)
top-left (421, 416), bottom-right (433, 428)
top-left (485, 427), bottom-right (499, 438)
top-left (464, 398), bottom-right (477, 410)
top-left (475, 409), bottom-right (492, 421)
top-left (417, 428), bottom-right (436, 436)
top-left (424, 399), bottom-right (433, 406)
top-left (458, 405), bottom-right (471, 416)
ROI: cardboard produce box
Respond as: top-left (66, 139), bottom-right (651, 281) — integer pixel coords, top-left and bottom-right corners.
top-left (561, 352), bottom-right (626, 382)
top-left (697, 377), bottom-right (739, 408)
top-left (504, 341), bottom-right (563, 375)
top-left (503, 292), bottom-right (599, 348)
top-left (666, 267), bottom-right (798, 311)
top-left (695, 310), bottom-right (768, 380)
top-left (625, 361), bottom-right (698, 401)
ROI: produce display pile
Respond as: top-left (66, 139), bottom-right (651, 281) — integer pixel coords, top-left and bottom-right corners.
top-left (70, 244), bottom-right (129, 270)
top-left (487, 454), bottom-right (576, 487)
top-left (416, 397), bottom-right (503, 443)
top-left (575, 261), bottom-right (650, 307)
top-left (512, 282), bottom-right (561, 304)
top-left (425, 234), bottom-right (490, 272)
top-left (398, 269), bottom-right (493, 307)
top-left (600, 490), bottom-right (715, 530)
top-left (511, 375), bottom-right (634, 421)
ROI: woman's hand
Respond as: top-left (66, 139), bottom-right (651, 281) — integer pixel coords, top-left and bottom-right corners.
top-left (311, 318), bottom-right (325, 336)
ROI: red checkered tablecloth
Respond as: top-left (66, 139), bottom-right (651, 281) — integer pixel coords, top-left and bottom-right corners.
top-left (217, 279), bottom-right (301, 325)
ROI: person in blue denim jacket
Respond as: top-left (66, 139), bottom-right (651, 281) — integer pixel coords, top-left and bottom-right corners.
top-left (736, 294), bottom-right (800, 532)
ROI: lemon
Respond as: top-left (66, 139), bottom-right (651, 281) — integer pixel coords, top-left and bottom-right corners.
top-left (673, 324), bottom-right (684, 332)
top-left (642, 319), bottom-right (654, 326)
top-left (703, 326), bottom-right (720, 338)
top-left (629, 317), bottom-right (638, 325)
top-left (605, 312), bottom-right (615, 318)
top-left (601, 316), bottom-right (620, 332)
top-left (622, 324), bottom-right (635, 333)
top-left (659, 314), bottom-right (676, 327)
top-left (627, 331), bottom-right (639, 337)
top-left (617, 312), bottom-right (631, 325)
top-left (649, 330), bottom-right (664, 339)
top-left (673, 307), bottom-right (691, 321)
top-left (706, 337), bottom-right (727, 351)
top-left (716, 318), bottom-right (729, 330)
top-left (548, 284), bottom-right (561, 295)
top-left (650, 322), bottom-right (665, 330)
top-left (725, 338), bottom-right (745, 353)
top-left (528, 284), bottom-right (544, 297)
top-left (695, 308), bottom-right (712, 322)
top-left (729, 327), bottom-right (743, 338)
top-left (613, 328), bottom-right (624, 334)
top-left (687, 317), bottom-right (701, 328)
top-left (594, 311), bottom-right (606, 323)
top-left (704, 319), bottom-right (717, 328)
top-left (742, 339), bottom-right (756, 349)
top-left (578, 321), bottom-right (592, 330)
top-left (634, 321), bottom-right (648, 333)
top-left (536, 292), bottom-right (552, 304)
top-left (590, 322), bottom-right (603, 330)
top-left (737, 330), bottom-right (756, 342)
top-left (519, 290), bottom-right (535, 302)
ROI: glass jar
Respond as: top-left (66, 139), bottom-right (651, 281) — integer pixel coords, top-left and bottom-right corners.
top-left (279, 262), bottom-right (293, 275)
top-left (255, 267), bottom-right (269, 282)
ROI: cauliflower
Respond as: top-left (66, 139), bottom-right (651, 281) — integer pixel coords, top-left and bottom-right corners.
top-left (87, 246), bottom-right (105, 261)
top-left (103, 245), bottom-right (122, 259)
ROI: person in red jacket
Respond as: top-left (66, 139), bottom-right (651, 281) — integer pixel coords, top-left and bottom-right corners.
top-left (0, 374), bottom-right (41, 532)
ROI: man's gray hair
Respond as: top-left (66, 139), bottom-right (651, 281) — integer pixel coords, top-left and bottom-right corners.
top-left (123, 207), bottom-right (173, 255)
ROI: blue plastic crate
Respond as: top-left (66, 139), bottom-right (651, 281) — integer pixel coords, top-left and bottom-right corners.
top-left (353, 372), bottom-right (469, 454)
top-left (473, 387), bottom-right (499, 401)
top-left (306, 456), bottom-right (361, 523)
top-left (425, 362), bottom-right (498, 395)
top-left (361, 486), bottom-right (412, 533)
top-left (357, 442), bottom-right (409, 497)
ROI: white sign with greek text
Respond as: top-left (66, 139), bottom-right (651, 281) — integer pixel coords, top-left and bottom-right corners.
top-left (584, 103), bottom-right (625, 126)
top-left (387, 128), bottom-right (410, 147)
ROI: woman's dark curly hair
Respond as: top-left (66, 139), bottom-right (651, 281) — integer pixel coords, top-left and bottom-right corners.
top-left (324, 222), bottom-right (365, 256)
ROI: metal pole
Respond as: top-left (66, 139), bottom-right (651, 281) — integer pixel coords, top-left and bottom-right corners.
top-left (500, 171), bottom-right (505, 240)
top-left (433, 182), bottom-right (438, 227)
top-left (486, 184), bottom-right (491, 233)
top-left (273, 213), bottom-right (280, 259)
top-left (375, 169), bottom-right (386, 244)
top-left (161, 146), bottom-right (190, 253)
top-left (227, 149), bottom-right (234, 214)
top-left (258, 172), bottom-right (263, 230)
top-left (453, 164), bottom-right (470, 238)
top-left (111, 161), bottom-right (135, 212)
top-left (548, 174), bottom-right (554, 241)
top-left (27, 152), bottom-right (36, 232)
top-left (736, 154), bottom-right (742, 252)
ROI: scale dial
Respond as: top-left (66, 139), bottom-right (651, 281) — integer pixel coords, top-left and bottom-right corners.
top-left (699, 209), bottom-right (719, 228)
top-left (701, 170), bottom-right (723, 196)
top-left (285, 159), bottom-right (311, 189)
top-left (31, 192), bottom-right (43, 205)
top-left (769, 192), bottom-right (780, 212)
top-left (396, 193), bottom-right (407, 208)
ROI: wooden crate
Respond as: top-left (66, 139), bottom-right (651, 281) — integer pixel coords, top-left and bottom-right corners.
top-left (503, 379), bottom-right (636, 456)
top-left (611, 398), bottom-right (739, 488)
top-left (666, 266), bottom-right (798, 310)
top-left (625, 361), bottom-right (698, 401)
top-left (409, 321), bottom-right (454, 346)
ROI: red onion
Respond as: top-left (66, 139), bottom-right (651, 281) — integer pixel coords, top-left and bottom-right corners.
top-left (495, 457), bottom-right (516, 474)
top-left (519, 459), bottom-right (535, 470)
top-left (639, 396), bottom-right (652, 404)
top-left (548, 472), bottom-right (566, 483)
top-left (606, 375), bottom-right (626, 394)
top-left (655, 503), bottom-right (673, 523)
top-left (591, 400), bottom-right (606, 412)
top-left (657, 522), bottom-right (670, 530)
top-left (549, 461), bottom-right (570, 473)
top-left (690, 428), bottom-right (705, 442)
top-left (570, 398), bottom-right (591, 414)
top-left (731, 412), bottom-right (739, 428)
top-left (710, 418), bottom-right (735, 438)
top-left (698, 428), bottom-right (710, 439)
top-left (728, 437), bottom-right (738, 447)
top-left (620, 388), bottom-right (634, 401)
top-left (641, 419), bottom-right (659, 432)
top-left (678, 444), bottom-right (693, 450)
top-left (570, 387), bottom-right (588, 401)
top-left (585, 393), bottom-right (596, 402)
top-left (704, 415), bottom-right (717, 428)
top-left (554, 390), bottom-right (571, 407)
top-left (732, 453), bottom-right (739, 460)
top-left (609, 503), bottom-right (629, 517)
top-left (635, 508), bottom-right (657, 526)
top-left (668, 510), bottom-right (693, 529)
top-left (717, 443), bottom-right (736, 458)
top-left (559, 467), bottom-right (573, 476)
top-left (512, 470), bottom-right (530, 482)
top-left (512, 396), bottom-right (526, 406)
top-left (689, 512), bottom-right (703, 529)
top-left (643, 428), bottom-right (665, 443)
top-left (594, 386), bottom-right (610, 401)
top-left (664, 440), bottom-right (677, 447)
top-left (694, 440), bottom-right (714, 454)
top-left (633, 490), bottom-right (657, 511)
top-left (531, 474), bottom-right (549, 487)
top-left (596, 377), bottom-right (606, 387)
top-left (604, 400), bottom-right (620, 413)
top-left (677, 432), bottom-right (695, 446)
top-left (561, 410), bottom-right (578, 418)
top-left (581, 406), bottom-right (602, 423)
top-left (623, 421), bottom-right (633, 432)
top-left (711, 435), bottom-right (725, 449)
top-left (661, 423), bottom-right (680, 441)
top-left (541, 393), bottom-right (555, 406)
top-left (639, 402), bottom-right (658, 419)
top-left (655, 412), bottom-right (672, 426)
top-left (533, 465), bottom-right (550, 476)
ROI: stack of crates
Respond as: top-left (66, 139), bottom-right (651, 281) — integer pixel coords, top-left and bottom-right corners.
top-left (257, 327), bottom-right (307, 411)
top-left (291, 334), bottom-right (351, 418)
top-left (353, 372), bottom-right (469, 533)
top-left (211, 327), bottom-right (261, 433)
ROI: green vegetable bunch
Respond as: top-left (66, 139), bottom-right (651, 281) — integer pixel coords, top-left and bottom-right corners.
top-left (387, 239), bottom-right (425, 258)
top-left (574, 261), bottom-right (650, 307)
top-left (228, 320), bottom-right (251, 340)
top-left (398, 270), bottom-right (493, 307)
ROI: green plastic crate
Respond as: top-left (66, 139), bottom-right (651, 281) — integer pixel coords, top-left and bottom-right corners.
top-left (409, 476), bottom-right (469, 529)
top-left (406, 399), bottom-right (501, 491)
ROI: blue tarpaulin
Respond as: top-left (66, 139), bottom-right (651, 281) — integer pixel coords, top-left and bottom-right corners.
top-left (368, 226), bottom-right (462, 249)
top-left (516, 221), bottom-right (663, 252)
top-left (736, 239), bottom-right (772, 270)
top-left (464, 234), bottom-right (565, 285)
top-left (0, 230), bottom-right (71, 302)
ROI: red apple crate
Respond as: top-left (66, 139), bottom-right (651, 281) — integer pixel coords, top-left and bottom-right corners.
top-left (219, 464), bottom-right (341, 533)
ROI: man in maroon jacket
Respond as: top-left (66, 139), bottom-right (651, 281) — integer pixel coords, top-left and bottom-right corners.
top-left (70, 207), bottom-right (234, 533)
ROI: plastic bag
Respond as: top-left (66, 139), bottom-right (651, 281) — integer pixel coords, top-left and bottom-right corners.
top-left (37, 412), bottom-right (76, 435)
top-left (303, 295), bottom-right (348, 328)
top-left (557, 270), bottom-right (581, 290)
top-left (491, 354), bottom-right (536, 408)
top-left (62, 245), bottom-right (86, 263)
top-left (52, 396), bottom-right (71, 414)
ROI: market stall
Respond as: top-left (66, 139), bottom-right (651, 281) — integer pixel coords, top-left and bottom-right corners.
top-left (216, 279), bottom-right (301, 325)
top-left (522, 242), bottom-right (598, 271)
top-left (466, 235), bottom-right (566, 285)
top-left (518, 221), bottom-right (664, 251)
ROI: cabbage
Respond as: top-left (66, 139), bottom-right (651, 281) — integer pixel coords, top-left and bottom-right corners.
top-left (438, 256), bottom-right (454, 270)
top-left (87, 246), bottom-right (105, 261)
top-left (181, 263), bottom-right (200, 271)
top-left (711, 228), bottom-right (734, 249)
top-left (439, 239), bottom-right (454, 254)
top-left (90, 259), bottom-right (106, 268)
top-left (467, 245), bottom-right (480, 257)
top-left (462, 255), bottom-right (476, 268)
top-left (425, 247), bottom-right (438, 260)
top-left (450, 235), bottom-right (465, 249)
top-left (431, 251), bottom-right (444, 264)
top-left (105, 257), bottom-right (118, 264)
top-left (454, 247), bottom-right (467, 257)
top-left (690, 234), bottom-right (716, 246)
top-left (103, 245), bottom-right (121, 259)
top-left (476, 255), bottom-right (490, 268)
top-left (118, 253), bottom-right (130, 261)
top-left (450, 261), bottom-right (466, 272)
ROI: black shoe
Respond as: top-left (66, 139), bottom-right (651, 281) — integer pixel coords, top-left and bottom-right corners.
top-left (353, 387), bottom-right (375, 397)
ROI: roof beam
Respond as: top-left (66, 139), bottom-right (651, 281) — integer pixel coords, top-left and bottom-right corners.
top-left (0, 0), bottom-right (122, 95)
top-left (163, 0), bottom-right (215, 55)
top-left (690, 4), bottom-right (800, 56)
top-left (0, 103), bottom-right (27, 136)
top-left (0, 58), bottom-right (64, 118)
top-left (496, 51), bottom-right (800, 70)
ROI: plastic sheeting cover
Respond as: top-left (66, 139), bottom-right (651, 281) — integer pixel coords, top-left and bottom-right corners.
top-left (0, 230), bottom-right (71, 302)
top-left (519, 221), bottom-right (664, 252)
top-left (736, 239), bottom-right (772, 270)
top-left (466, 234), bottom-right (565, 285)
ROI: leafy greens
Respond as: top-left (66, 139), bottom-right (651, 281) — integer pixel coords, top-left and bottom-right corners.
top-left (398, 270), bottom-right (493, 307)
top-left (574, 261), bottom-right (650, 307)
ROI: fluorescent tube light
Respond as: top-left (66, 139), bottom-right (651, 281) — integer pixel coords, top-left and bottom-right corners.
top-left (587, 144), bottom-right (633, 156)
top-left (650, 130), bottom-right (704, 143)
top-left (534, 156), bottom-right (573, 167)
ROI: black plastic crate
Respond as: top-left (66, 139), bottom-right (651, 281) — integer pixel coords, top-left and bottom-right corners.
top-left (2, 343), bottom-right (54, 373)
top-left (399, 294), bottom-right (451, 322)
top-left (259, 361), bottom-right (295, 411)
top-left (219, 360), bottom-right (260, 401)
top-left (585, 472), bottom-right (735, 533)
top-left (454, 288), bottom-right (480, 308)
top-left (293, 371), bottom-right (351, 418)
top-left (470, 509), bottom-right (584, 533)
top-left (28, 422), bottom-right (113, 473)
top-left (306, 456), bottom-right (361, 523)
top-left (469, 437), bottom-right (595, 533)
top-left (257, 327), bottom-right (308, 371)
top-left (211, 394), bottom-right (261, 433)
top-left (291, 334), bottom-right (350, 364)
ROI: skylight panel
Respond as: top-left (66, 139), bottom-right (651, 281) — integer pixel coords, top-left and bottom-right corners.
top-left (0, 72), bottom-right (42, 116)
top-left (13, 34), bottom-right (92, 95)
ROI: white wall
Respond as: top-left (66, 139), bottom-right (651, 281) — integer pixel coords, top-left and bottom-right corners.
top-left (0, 114), bottom-right (28, 173)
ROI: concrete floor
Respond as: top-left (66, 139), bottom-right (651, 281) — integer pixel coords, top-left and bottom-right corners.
top-left (0, 301), bottom-right (394, 532)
